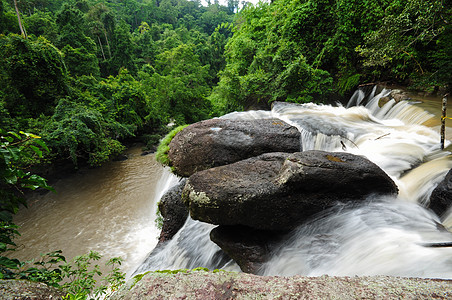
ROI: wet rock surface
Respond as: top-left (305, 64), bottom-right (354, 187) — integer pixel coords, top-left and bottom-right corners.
top-left (210, 225), bottom-right (288, 274)
top-left (429, 169), bottom-right (452, 218)
top-left (110, 270), bottom-right (452, 300)
top-left (378, 89), bottom-right (411, 107)
top-left (158, 178), bottom-right (188, 243)
top-left (168, 118), bottom-right (301, 177)
top-left (183, 151), bottom-right (398, 230)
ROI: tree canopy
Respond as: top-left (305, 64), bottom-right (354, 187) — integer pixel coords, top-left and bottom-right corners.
top-left (0, 0), bottom-right (449, 167)
top-left (211, 0), bottom-right (450, 112)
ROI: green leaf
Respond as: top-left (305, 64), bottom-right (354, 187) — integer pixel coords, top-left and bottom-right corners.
top-left (0, 256), bottom-right (21, 269)
top-left (4, 173), bottom-right (18, 184)
top-left (8, 132), bottom-right (21, 139)
top-left (7, 147), bottom-right (20, 162)
top-left (33, 139), bottom-right (49, 153)
top-left (0, 148), bottom-right (11, 164)
top-left (30, 145), bottom-right (43, 158)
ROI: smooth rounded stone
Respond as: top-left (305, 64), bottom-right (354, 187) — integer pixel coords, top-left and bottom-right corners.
top-left (158, 178), bottom-right (188, 243)
top-left (183, 151), bottom-right (398, 230)
top-left (429, 169), bottom-right (452, 218)
top-left (168, 118), bottom-right (301, 177)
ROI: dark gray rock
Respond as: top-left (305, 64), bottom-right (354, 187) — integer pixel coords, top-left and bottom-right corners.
top-left (168, 118), bottom-right (301, 177)
top-left (183, 151), bottom-right (398, 230)
top-left (210, 225), bottom-right (287, 274)
top-left (429, 169), bottom-right (452, 218)
top-left (378, 89), bottom-right (411, 107)
top-left (158, 178), bottom-right (188, 243)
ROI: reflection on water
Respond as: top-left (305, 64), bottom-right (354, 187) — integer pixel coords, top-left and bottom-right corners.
top-left (12, 147), bottom-right (164, 276)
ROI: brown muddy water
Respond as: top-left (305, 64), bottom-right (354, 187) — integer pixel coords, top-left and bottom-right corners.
top-left (11, 147), bottom-right (169, 276)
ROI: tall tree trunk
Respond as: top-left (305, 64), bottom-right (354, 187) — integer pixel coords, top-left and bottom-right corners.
top-left (103, 29), bottom-right (112, 59)
top-left (13, 0), bottom-right (26, 38)
top-left (97, 35), bottom-right (106, 61)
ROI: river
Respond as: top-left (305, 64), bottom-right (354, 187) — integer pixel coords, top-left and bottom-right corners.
top-left (11, 88), bottom-right (452, 278)
top-left (12, 147), bottom-right (172, 276)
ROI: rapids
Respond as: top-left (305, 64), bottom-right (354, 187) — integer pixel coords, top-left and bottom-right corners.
top-left (138, 87), bottom-right (452, 278)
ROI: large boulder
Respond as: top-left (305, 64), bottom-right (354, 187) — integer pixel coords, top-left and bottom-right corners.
top-left (429, 169), bottom-right (452, 218)
top-left (183, 151), bottom-right (398, 230)
top-left (168, 118), bottom-right (301, 177)
top-left (158, 178), bottom-right (188, 243)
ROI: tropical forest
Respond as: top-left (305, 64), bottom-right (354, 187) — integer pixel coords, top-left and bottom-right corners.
top-left (0, 0), bottom-right (451, 298)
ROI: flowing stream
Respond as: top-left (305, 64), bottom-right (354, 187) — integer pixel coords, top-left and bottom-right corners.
top-left (12, 87), bottom-right (452, 279)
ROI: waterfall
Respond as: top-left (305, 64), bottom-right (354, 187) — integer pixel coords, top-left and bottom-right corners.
top-left (134, 217), bottom-right (237, 274)
top-left (136, 87), bottom-right (452, 278)
top-left (133, 168), bottom-right (237, 275)
top-left (259, 199), bottom-right (452, 278)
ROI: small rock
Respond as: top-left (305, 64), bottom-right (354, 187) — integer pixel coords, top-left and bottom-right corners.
top-left (429, 169), bottom-right (452, 218)
top-left (158, 178), bottom-right (189, 243)
top-left (210, 225), bottom-right (287, 274)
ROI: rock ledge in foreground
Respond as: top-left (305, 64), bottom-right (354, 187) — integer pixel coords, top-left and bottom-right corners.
top-left (110, 270), bottom-right (452, 299)
top-left (0, 280), bottom-right (65, 300)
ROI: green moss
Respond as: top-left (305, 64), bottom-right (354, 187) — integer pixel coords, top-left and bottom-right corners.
top-left (130, 268), bottom-right (232, 289)
top-left (155, 203), bottom-right (164, 230)
top-left (153, 268), bottom-right (209, 275)
top-left (154, 269), bottom-right (190, 275)
top-left (130, 271), bottom-right (151, 289)
top-left (155, 125), bottom-right (188, 167)
top-left (192, 267), bottom-right (209, 272)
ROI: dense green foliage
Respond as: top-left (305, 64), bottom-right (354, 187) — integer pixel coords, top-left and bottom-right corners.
top-left (212, 0), bottom-right (451, 112)
top-left (0, 0), bottom-right (235, 168)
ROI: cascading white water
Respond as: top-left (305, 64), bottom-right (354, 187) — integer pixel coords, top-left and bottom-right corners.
top-left (138, 88), bottom-right (452, 278)
top-left (260, 199), bottom-right (452, 278)
top-left (134, 217), bottom-right (238, 274)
